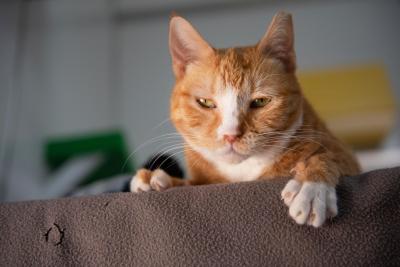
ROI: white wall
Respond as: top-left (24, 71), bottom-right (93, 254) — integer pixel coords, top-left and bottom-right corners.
top-left (3, 0), bottom-right (116, 201)
top-left (119, 0), bottom-right (400, 167)
top-left (0, 1), bottom-right (20, 199)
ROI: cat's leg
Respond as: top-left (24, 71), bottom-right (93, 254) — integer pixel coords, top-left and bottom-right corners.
top-left (281, 154), bottom-right (340, 227)
top-left (130, 168), bottom-right (187, 193)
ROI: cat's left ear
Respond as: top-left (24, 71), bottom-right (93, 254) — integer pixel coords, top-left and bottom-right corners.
top-left (257, 11), bottom-right (296, 72)
top-left (169, 16), bottom-right (214, 78)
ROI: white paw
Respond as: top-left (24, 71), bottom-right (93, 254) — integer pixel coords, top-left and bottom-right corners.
top-left (281, 179), bottom-right (338, 227)
top-left (130, 173), bottom-right (151, 193)
top-left (149, 169), bottom-right (172, 191)
top-left (130, 169), bottom-right (172, 193)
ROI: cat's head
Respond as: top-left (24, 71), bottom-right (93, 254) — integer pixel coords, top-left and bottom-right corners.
top-left (169, 12), bottom-right (303, 164)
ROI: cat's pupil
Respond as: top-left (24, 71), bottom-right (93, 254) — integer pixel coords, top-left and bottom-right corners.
top-left (250, 97), bottom-right (270, 108)
top-left (197, 98), bottom-right (216, 109)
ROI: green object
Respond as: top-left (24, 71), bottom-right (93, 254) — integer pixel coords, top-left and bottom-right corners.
top-left (45, 130), bottom-right (134, 186)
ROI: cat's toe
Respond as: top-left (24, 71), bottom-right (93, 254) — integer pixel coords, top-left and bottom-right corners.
top-left (306, 189), bottom-right (327, 227)
top-left (130, 169), bottom-right (152, 193)
top-left (281, 179), bottom-right (301, 206)
top-left (150, 169), bottom-right (172, 191)
top-left (283, 180), bottom-right (336, 227)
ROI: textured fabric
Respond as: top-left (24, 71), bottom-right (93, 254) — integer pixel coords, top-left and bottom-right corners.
top-left (0, 167), bottom-right (399, 266)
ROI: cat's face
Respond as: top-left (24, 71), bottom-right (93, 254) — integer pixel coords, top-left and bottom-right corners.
top-left (169, 12), bottom-right (303, 164)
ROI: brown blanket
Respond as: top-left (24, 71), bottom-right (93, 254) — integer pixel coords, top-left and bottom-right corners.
top-left (1, 167), bottom-right (399, 266)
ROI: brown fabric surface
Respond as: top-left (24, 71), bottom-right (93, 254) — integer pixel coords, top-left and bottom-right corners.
top-left (1, 167), bottom-right (399, 266)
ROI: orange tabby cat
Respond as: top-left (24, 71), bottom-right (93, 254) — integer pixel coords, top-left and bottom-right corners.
top-left (130, 12), bottom-right (360, 227)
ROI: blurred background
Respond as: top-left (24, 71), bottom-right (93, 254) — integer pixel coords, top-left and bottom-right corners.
top-left (1, 0), bottom-right (399, 202)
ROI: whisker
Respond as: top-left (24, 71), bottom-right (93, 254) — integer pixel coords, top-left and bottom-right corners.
top-left (151, 117), bottom-right (172, 131)
top-left (157, 148), bottom-right (189, 173)
top-left (256, 143), bottom-right (302, 154)
top-left (149, 144), bottom-right (187, 170)
top-left (121, 134), bottom-right (185, 171)
top-left (255, 133), bottom-right (334, 154)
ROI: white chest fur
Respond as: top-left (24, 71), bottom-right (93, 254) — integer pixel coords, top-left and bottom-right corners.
top-left (212, 152), bottom-right (277, 182)
top-left (194, 147), bottom-right (281, 182)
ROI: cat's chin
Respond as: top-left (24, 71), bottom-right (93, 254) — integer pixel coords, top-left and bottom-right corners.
top-left (215, 146), bottom-right (248, 164)
top-left (219, 152), bottom-right (247, 164)
top-left (192, 144), bottom-right (249, 165)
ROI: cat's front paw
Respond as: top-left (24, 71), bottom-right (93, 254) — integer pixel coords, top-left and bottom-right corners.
top-left (130, 168), bottom-right (172, 193)
top-left (281, 179), bottom-right (338, 227)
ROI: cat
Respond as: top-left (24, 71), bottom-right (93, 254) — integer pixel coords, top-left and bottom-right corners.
top-left (130, 11), bottom-right (360, 227)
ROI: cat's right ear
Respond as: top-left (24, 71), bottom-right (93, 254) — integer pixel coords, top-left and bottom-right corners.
top-left (169, 16), bottom-right (214, 78)
top-left (257, 11), bottom-right (296, 72)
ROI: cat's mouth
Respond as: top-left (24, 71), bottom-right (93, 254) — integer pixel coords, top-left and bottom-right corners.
top-left (190, 142), bottom-right (249, 164)
top-left (216, 145), bottom-right (248, 164)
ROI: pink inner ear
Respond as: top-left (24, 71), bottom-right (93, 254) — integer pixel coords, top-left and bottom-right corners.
top-left (257, 12), bottom-right (296, 72)
top-left (169, 17), bottom-right (213, 78)
top-left (169, 33), bottom-right (191, 74)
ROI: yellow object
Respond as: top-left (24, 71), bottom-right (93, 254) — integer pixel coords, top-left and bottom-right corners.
top-left (298, 64), bottom-right (396, 148)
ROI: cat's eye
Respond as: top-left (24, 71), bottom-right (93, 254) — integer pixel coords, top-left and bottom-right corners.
top-left (197, 98), bottom-right (216, 109)
top-left (250, 97), bottom-right (271, 108)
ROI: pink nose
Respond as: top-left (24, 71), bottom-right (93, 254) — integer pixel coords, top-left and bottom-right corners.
top-left (223, 134), bottom-right (238, 144)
